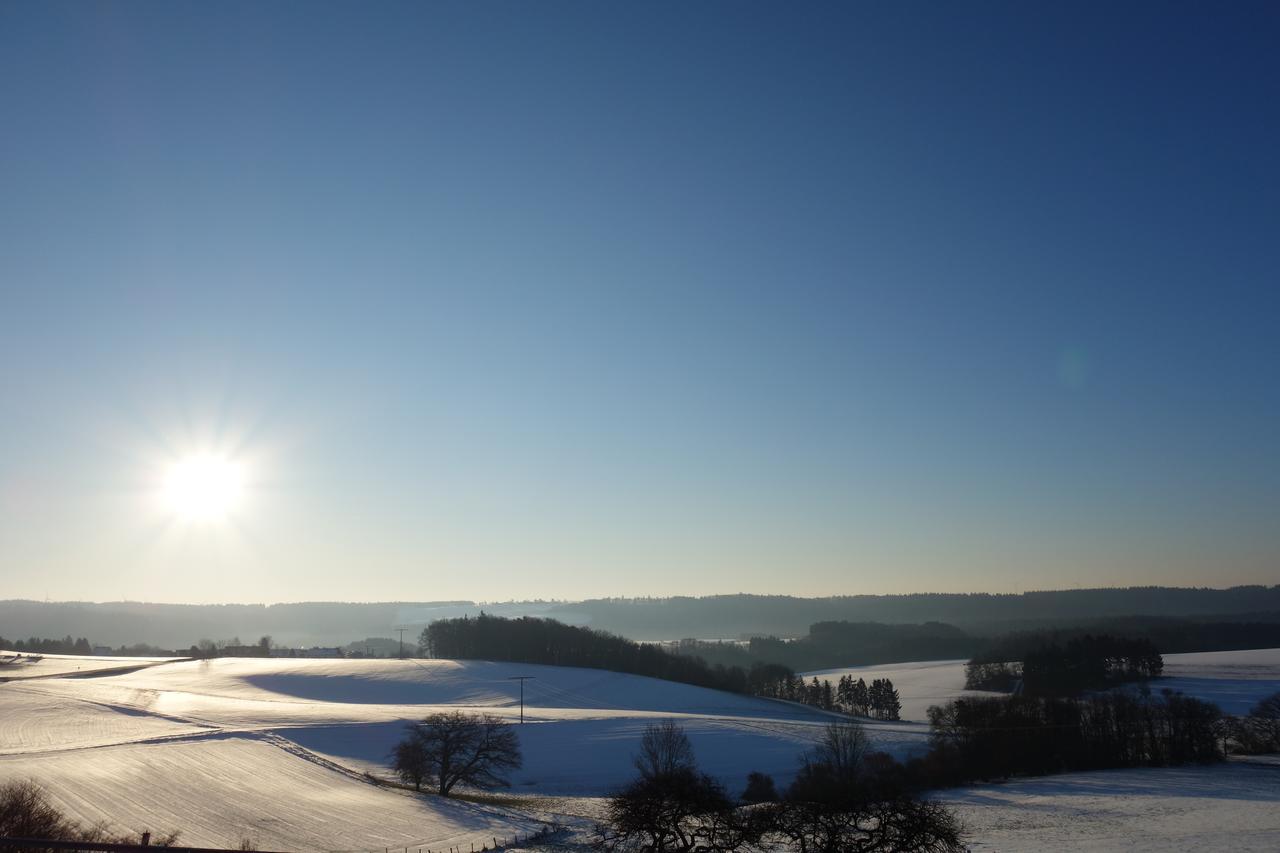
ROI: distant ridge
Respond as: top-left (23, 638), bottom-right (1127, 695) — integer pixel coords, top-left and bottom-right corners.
top-left (2, 585), bottom-right (1278, 647)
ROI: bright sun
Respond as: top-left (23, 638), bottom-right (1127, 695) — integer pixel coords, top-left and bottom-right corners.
top-left (162, 454), bottom-right (246, 522)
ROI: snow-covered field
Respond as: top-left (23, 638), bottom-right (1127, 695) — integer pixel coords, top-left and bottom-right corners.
top-left (1157, 648), bottom-right (1280, 715)
top-left (939, 762), bottom-right (1280, 852)
top-left (0, 653), bottom-right (879, 850)
top-left (0, 651), bottom-right (179, 680)
top-left (805, 648), bottom-right (1280, 721)
top-left (7, 732), bottom-right (541, 852)
top-left (3, 649), bottom-right (1278, 851)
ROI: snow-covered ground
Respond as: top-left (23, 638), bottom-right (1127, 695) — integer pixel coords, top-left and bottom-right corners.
top-left (8, 732), bottom-right (542, 852)
top-left (0, 653), bottom-right (887, 850)
top-left (805, 648), bottom-right (1280, 721)
top-left (939, 762), bottom-right (1280, 851)
top-left (1156, 648), bottom-right (1280, 715)
top-left (4, 649), bottom-right (1278, 851)
top-left (0, 651), bottom-right (179, 680)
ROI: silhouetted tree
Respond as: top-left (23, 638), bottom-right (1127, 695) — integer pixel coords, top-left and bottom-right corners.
top-left (768, 721), bottom-right (964, 852)
top-left (597, 767), bottom-right (749, 852)
top-left (740, 771), bottom-right (778, 804)
top-left (0, 779), bottom-right (75, 840)
top-left (1253, 691), bottom-right (1280, 720)
top-left (598, 721), bottom-right (763, 852)
top-left (391, 725), bottom-right (432, 791)
top-left (1229, 690), bottom-right (1280, 754)
top-left (868, 678), bottom-right (901, 720)
top-left (634, 719), bottom-right (696, 782)
top-left (0, 780), bottom-right (182, 847)
top-left (403, 711), bottom-right (522, 797)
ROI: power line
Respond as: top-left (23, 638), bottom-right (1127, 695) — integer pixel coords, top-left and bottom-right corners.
top-left (393, 626), bottom-right (412, 659)
top-left (508, 676), bottom-right (535, 723)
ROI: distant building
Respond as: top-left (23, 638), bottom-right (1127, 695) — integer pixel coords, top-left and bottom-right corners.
top-left (92, 646), bottom-right (113, 656)
top-left (269, 647), bottom-right (343, 658)
top-left (221, 645), bottom-right (267, 658)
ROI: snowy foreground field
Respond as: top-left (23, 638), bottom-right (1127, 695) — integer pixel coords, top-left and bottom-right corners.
top-left (938, 762), bottom-right (1280, 852)
top-left (0, 654), bottom-right (858, 850)
top-left (1, 650), bottom-right (1277, 851)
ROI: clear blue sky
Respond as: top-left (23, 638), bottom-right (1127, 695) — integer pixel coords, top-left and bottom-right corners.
top-left (1, 2), bottom-right (1277, 603)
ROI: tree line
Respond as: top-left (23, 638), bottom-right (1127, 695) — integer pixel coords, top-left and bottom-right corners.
top-left (753, 672), bottom-right (902, 720)
top-left (0, 635), bottom-right (91, 655)
top-left (1222, 690), bottom-right (1280, 755)
top-left (678, 621), bottom-right (980, 673)
top-left (675, 614), bottom-right (1280, 679)
top-left (920, 689), bottom-right (1221, 785)
top-left (965, 634), bottom-right (1163, 696)
top-left (421, 613), bottom-right (759, 695)
top-left (542, 585), bottom-right (1280, 640)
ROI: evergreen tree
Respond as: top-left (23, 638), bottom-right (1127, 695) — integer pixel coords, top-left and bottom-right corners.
top-left (851, 678), bottom-right (870, 717)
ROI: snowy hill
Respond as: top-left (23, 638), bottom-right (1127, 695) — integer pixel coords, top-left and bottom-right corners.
top-left (0, 654), bottom-right (925, 850)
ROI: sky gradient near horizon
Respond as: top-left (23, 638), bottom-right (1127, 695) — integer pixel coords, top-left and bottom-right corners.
top-left (2, 2), bottom-right (1278, 604)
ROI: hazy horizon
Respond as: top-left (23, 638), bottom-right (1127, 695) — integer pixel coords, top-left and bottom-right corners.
top-left (6, 580), bottom-right (1280, 612)
top-left (3, 3), bottom-right (1277, 604)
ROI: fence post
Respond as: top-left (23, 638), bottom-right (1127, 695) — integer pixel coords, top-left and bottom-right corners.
top-left (142, 831), bottom-right (151, 846)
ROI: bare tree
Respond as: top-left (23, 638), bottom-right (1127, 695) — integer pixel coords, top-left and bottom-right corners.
top-left (0, 780), bottom-right (182, 847)
top-left (1252, 691), bottom-right (1280, 720)
top-left (633, 719), bottom-right (695, 781)
top-left (0, 779), bottom-right (73, 840)
top-left (404, 711), bottom-right (522, 797)
top-left (391, 725), bottom-right (432, 791)
top-left (597, 768), bottom-right (762, 852)
top-left (812, 720), bottom-right (871, 782)
top-left (768, 720), bottom-right (964, 852)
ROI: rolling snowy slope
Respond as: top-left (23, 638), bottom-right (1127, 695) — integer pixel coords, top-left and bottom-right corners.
top-left (0, 651), bottom-right (179, 680)
top-left (939, 762), bottom-right (1280, 852)
top-left (14, 657), bottom-right (931, 788)
top-left (3, 651), bottom-right (1279, 850)
top-left (2, 732), bottom-right (540, 851)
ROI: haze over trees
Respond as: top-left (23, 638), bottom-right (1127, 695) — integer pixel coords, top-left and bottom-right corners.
top-left (5, 585), bottom-right (1280, 650)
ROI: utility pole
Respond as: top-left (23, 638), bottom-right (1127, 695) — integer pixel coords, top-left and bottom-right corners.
top-left (395, 626), bottom-right (409, 659)
top-left (508, 676), bottom-right (534, 723)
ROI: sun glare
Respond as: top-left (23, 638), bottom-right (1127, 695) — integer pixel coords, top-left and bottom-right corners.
top-left (161, 454), bottom-right (246, 522)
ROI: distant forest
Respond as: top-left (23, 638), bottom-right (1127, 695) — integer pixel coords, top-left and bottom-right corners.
top-left (2, 585), bottom-right (1279, 650)
top-left (422, 613), bottom-right (761, 696)
top-left (672, 615), bottom-right (1280, 673)
top-left (547, 587), bottom-right (1280, 640)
